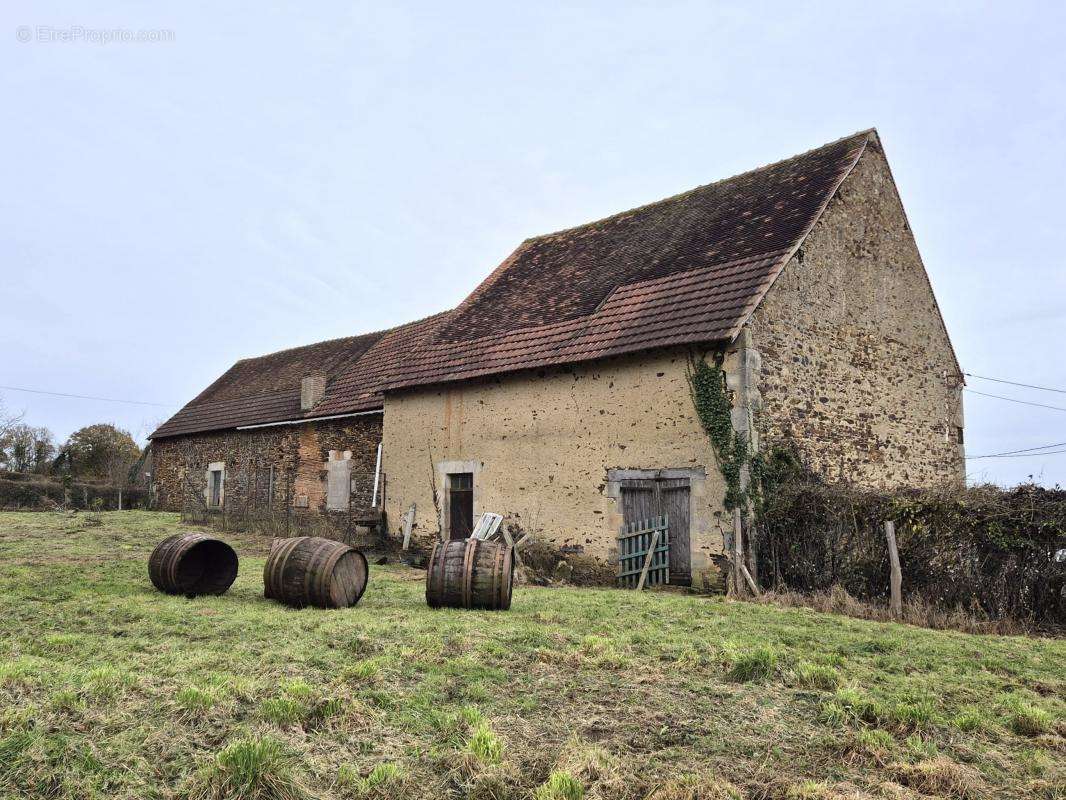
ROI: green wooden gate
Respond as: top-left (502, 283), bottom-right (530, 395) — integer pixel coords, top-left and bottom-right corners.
top-left (617, 515), bottom-right (670, 589)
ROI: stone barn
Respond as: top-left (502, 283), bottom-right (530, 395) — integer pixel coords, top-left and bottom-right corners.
top-left (151, 129), bottom-right (964, 588)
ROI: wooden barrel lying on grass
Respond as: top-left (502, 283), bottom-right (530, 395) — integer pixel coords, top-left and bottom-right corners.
top-left (148, 533), bottom-right (238, 597)
top-left (425, 538), bottom-right (513, 610)
top-left (263, 536), bottom-right (368, 609)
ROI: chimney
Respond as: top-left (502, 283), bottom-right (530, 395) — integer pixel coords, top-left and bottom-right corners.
top-left (301, 375), bottom-right (326, 411)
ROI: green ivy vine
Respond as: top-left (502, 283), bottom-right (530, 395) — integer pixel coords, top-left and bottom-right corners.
top-left (687, 354), bottom-right (751, 511)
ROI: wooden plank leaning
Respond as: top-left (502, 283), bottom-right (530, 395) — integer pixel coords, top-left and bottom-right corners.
top-left (636, 528), bottom-right (661, 591)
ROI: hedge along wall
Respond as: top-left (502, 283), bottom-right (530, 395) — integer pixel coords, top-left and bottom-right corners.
top-left (0, 476), bottom-right (148, 511)
top-left (753, 481), bottom-right (1066, 624)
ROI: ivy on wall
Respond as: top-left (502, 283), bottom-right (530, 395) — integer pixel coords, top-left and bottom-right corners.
top-left (686, 354), bottom-right (750, 511)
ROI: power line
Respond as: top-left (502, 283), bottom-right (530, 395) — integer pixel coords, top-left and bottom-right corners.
top-left (964, 372), bottom-right (1066, 395)
top-left (0, 385), bottom-right (173, 408)
top-left (967, 441), bottom-right (1066, 459)
top-left (967, 449), bottom-right (1066, 459)
top-left (963, 388), bottom-right (1066, 413)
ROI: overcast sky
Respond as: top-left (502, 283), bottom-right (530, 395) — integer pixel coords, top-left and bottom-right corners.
top-left (2, 1), bottom-right (1064, 486)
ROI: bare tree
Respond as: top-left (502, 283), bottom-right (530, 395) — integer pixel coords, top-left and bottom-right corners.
top-left (0, 398), bottom-right (24, 442)
top-left (0, 424), bottom-right (56, 473)
top-left (0, 399), bottom-right (27, 473)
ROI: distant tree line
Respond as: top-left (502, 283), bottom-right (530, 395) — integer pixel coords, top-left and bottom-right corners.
top-left (0, 398), bottom-right (145, 488)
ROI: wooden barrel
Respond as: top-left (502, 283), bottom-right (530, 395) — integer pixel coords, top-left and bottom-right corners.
top-left (263, 536), bottom-right (368, 609)
top-left (425, 538), bottom-right (514, 610)
top-left (148, 533), bottom-right (238, 597)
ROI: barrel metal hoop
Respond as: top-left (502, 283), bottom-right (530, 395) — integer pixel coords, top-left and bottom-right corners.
top-left (490, 544), bottom-right (503, 609)
top-left (164, 535), bottom-right (182, 588)
top-left (302, 539), bottom-right (323, 605)
top-left (426, 540), bottom-right (441, 605)
top-left (263, 538), bottom-right (278, 598)
top-left (270, 536), bottom-right (304, 601)
top-left (168, 534), bottom-right (196, 589)
top-left (317, 543), bottom-right (350, 607)
top-left (461, 538), bottom-right (478, 608)
top-left (437, 540), bottom-right (449, 600)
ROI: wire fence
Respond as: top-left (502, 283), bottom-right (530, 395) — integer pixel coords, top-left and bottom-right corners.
top-left (179, 464), bottom-right (388, 548)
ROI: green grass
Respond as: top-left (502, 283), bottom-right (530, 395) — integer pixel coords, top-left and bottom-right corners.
top-left (0, 511), bottom-right (1063, 799)
top-left (465, 721), bottom-right (504, 766)
top-left (726, 644), bottom-right (778, 682)
top-left (190, 735), bottom-right (306, 800)
top-left (533, 770), bottom-right (584, 800)
top-left (792, 661), bottom-right (842, 691)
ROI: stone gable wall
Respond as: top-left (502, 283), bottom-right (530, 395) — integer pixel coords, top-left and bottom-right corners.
top-left (746, 143), bottom-right (965, 487)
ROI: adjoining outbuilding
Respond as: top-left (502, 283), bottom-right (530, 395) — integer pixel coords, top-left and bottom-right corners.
top-left (151, 130), bottom-right (964, 589)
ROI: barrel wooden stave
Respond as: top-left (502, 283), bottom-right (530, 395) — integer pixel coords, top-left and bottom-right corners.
top-left (263, 536), bottom-right (368, 609)
top-left (425, 538), bottom-right (513, 610)
top-left (148, 533), bottom-right (238, 597)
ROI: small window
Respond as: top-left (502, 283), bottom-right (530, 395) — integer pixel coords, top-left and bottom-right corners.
top-left (447, 472), bottom-right (474, 540)
top-left (209, 469), bottom-right (223, 507)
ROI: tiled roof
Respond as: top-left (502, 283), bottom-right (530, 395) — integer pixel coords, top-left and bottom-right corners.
top-left (311, 312), bottom-right (453, 416)
top-left (151, 332), bottom-right (384, 438)
top-left (390, 130), bottom-right (872, 389)
top-left (152, 131), bottom-right (873, 439)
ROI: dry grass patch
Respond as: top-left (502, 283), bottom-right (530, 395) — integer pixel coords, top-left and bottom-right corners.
top-left (547, 737), bottom-right (626, 800)
top-left (890, 756), bottom-right (985, 800)
top-left (644, 774), bottom-right (744, 800)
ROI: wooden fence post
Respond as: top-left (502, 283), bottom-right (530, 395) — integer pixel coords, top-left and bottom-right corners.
top-left (884, 520), bottom-right (902, 619)
top-left (732, 507), bottom-right (745, 596)
top-left (401, 503), bottom-right (416, 551)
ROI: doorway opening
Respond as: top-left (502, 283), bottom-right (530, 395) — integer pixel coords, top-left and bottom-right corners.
top-left (446, 472), bottom-right (474, 539)
top-left (618, 475), bottom-right (692, 585)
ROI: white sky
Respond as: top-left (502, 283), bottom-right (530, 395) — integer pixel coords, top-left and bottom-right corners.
top-left (2, 1), bottom-right (1064, 486)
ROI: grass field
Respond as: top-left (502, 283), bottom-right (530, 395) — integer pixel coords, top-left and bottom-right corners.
top-left (0, 511), bottom-right (1063, 800)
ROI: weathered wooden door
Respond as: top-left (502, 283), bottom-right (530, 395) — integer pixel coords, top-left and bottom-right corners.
top-left (659, 478), bottom-right (691, 585)
top-left (619, 477), bottom-right (691, 585)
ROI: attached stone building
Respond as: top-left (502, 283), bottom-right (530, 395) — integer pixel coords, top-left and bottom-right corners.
top-left (151, 129), bottom-right (964, 587)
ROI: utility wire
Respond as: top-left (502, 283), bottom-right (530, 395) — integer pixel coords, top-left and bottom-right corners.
top-left (0, 385), bottom-right (173, 408)
top-left (963, 388), bottom-right (1066, 413)
top-left (967, 441), bottom-right (1066, 459)
top-left (967, 449), bottom-right (1066, 459)
top-left (964, 372), bottom-right (1066, 395)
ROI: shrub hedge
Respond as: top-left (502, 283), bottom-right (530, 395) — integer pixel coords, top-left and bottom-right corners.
top-left (0, 475), bottom-right (148, 511)
top-left (753, 479), bottom-right (1065, 624)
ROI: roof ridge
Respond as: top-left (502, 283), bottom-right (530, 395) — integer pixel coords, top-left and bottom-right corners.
top-left (182, 387), bottom-right (296, 409)
top-left (237, 329), bottom-right (388, 363)
top-left (527, 129), bottom-right (876, 242)
top-left (376, 309), bottom-right (453, 337)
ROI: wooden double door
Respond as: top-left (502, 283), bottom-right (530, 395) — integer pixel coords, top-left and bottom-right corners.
top-left (619, 476), bottom-right (691, 585)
